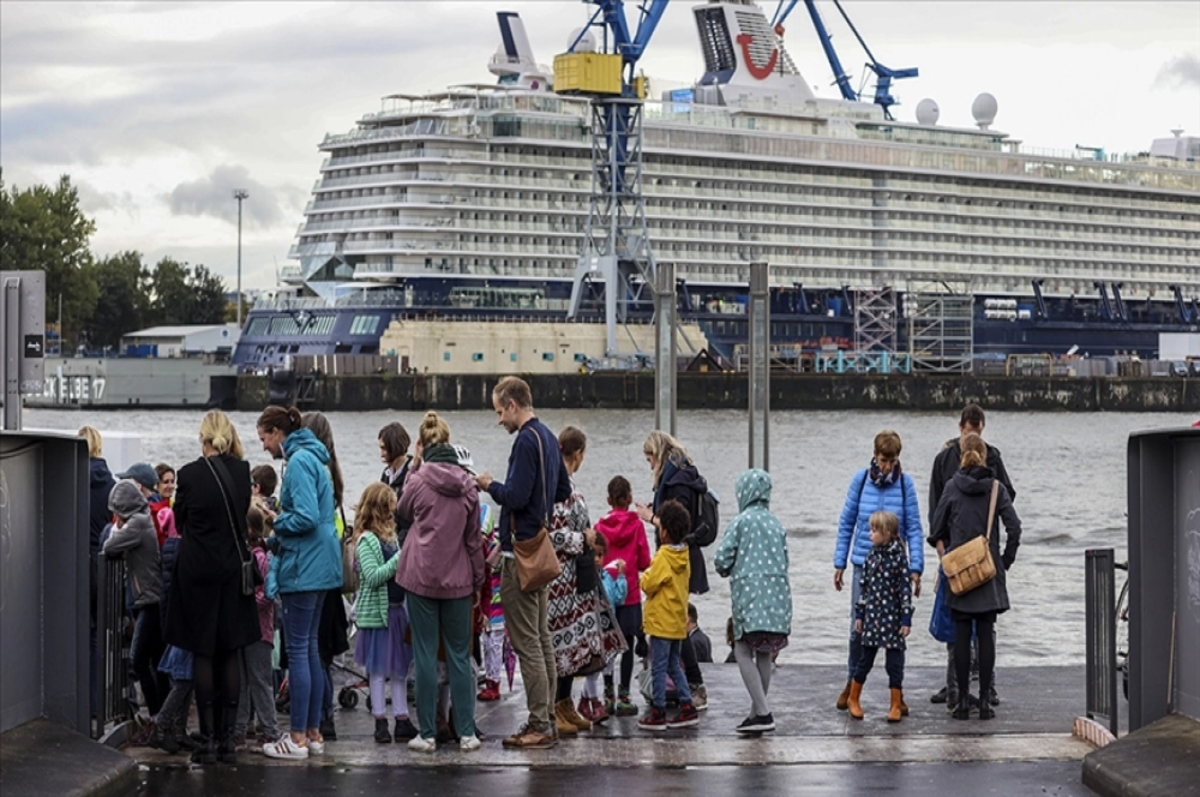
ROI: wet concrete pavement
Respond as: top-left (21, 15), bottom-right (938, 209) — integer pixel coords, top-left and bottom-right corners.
top-left (129, 663), bottom-right (1098, 792)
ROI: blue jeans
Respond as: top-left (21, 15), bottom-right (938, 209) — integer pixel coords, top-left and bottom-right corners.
top-left (282, 591), bottom-right (326, 733)
top-left (846, 566), bottom-right (863, 681)
top-left (649, 636), bottom-right (693, 710)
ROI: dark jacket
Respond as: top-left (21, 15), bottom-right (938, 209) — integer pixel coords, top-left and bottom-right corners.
top-left (159, 535), bottom-right (180, 619)
top-left (855, 538), bottom-right (913, 649)
top-left (488, 417), bottom-right (571, 552)
top-left (928, 466), bottom-right (1022, 616)
top-left (89, 458), bottom-right (116, 564)
top-left (929, 437), bottom-right (1016, 527)
top-left (382, 458), bottom-right (413, 545)
top-left (653, 459), bottom-right (710, 595)
top-left (164, 453), bottom-right (260, 655)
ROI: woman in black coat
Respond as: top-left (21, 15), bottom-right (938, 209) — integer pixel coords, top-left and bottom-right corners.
top-left (928, 432), bottom-right (1021, 721)
top-left (164, 410), bottom-right (260, 763)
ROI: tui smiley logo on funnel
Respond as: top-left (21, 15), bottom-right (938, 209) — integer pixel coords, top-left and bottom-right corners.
top-left (736, 33), bottom-right (779, 80)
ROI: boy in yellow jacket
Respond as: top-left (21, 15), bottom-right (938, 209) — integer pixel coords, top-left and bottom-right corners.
top-left (639, 499), bottom-right (699, 730)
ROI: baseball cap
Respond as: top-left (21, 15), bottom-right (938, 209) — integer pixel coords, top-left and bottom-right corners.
top-left (117, 462), bottom-right (159, 491)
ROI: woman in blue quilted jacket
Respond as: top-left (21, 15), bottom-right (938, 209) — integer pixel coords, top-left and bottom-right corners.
top-left (832, 430), bottom-right (925, 712)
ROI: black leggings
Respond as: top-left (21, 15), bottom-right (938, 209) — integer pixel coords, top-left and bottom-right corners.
top-left (555, 674), bottom-right (574, 703)
top-left (193, 648), bottom-right (241, 740)
top-left (954, 614), bottom-right (996, 704)
top-left (619, 633), bottom-right (638, 690)
top-left (131, 607), bottom-right (169, 716)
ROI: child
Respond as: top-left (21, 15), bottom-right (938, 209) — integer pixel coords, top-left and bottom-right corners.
top-left (849, 510), bottom-right (912, 722)
top-left (687, 604), bottom-right (713, 664)
top-left (578, 531), bottom-right (626, 723)
top-left (638, 499), bottom-right (698, 731)
top-left (251, 464), bottom-right (280, 514)
top-left (235, 506), bottom-right (281, 750)
top-left (476, 503), bottom-right (505, 702)
top-left (593, 475), bottom-right (652, 716)
top-left (714, 468), bottom-right (793, 734)
top-left (353, 482), bottom-right (415, 744)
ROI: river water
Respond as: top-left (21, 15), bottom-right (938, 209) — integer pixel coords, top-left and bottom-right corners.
top-left (27, 406), bottom-right (1197, 668)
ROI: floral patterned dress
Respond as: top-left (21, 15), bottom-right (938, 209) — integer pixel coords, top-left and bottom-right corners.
top-left (855, 538), bottom-right (913, 650)
top-left (547, 479), bottom-right (627, 677)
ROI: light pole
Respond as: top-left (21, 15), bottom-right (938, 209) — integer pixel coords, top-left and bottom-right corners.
top-left (233, 189), bottom-right (249, 327)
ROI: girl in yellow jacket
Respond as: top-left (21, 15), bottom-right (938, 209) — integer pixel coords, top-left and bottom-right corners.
top-left (638, 500), bottom-right (699, 731)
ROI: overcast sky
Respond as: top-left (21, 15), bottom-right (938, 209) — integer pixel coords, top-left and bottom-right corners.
top-left (2, 1), bottom-right (1197, 293)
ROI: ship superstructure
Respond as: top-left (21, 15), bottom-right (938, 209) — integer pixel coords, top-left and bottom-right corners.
top-left (235, 0), bottom-right (1200, 370)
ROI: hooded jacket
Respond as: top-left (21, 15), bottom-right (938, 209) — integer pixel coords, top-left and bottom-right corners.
top-left (714, 469), bottom-right (792, 640)
top-left (652, 459), bottom-right (711, 595)
top-left (929, 465), bottom-right (1022, 615)
top-left (102, 480), bottom-right (161, 608)
top-left (929, 437), bottom-right (1016, 526)
top-left (595, 506), bottom-right (652, 606)
top-left (640, 542), bottom-right (691, 640)
top-left (396, 450), bottom-right (485, 601)
top-left (271, 427), bottom-right (342, 593)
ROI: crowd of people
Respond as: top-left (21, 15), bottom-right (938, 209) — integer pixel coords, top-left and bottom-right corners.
top-left (85, 376), bottom-right (1021, 762)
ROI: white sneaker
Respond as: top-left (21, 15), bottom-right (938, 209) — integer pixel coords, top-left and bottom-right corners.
top-left (307, 739), bottom-right (325, 755)
top-left (459, 734), bottom-right (481, 752)
top-left (262, 736), bottom-right (308, 760)
top-left (408, 735), bottom-right (436, 753)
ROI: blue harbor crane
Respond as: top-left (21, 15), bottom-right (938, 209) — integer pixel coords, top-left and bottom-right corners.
top-left (772, 0), bottom-right (918, 120)
top-left (556, 0), bottom-right (670, 355)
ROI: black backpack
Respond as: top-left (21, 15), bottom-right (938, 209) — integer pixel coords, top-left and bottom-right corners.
top-left (691, 488), bottom-right (720, 548)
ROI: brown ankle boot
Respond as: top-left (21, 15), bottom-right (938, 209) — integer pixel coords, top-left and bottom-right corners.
top-left (898, 689), bottom-right (910, 716)
top-left (887, 688), bottom-right (903, 722)
top-left (836, 680), bottom-right (852, 711)
top-left (847, 680), bottom-right (864, 719)
top-left (554, 699), bottom-right (580, 735)
top-left (559, 697), bottom-right (592, 731)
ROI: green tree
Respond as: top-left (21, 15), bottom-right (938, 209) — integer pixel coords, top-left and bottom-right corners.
top-left (0, 172), bottom-right (99, 339)
top-left (88, 251), bottom-right (151, 349)
top-left (187, 264), bottom-right (228, 325)
top-left (148, 256), bottom-right (194, 326)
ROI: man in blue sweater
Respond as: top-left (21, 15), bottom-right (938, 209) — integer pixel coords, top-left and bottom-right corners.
top-left (475, 376), bottom-right (571, 749)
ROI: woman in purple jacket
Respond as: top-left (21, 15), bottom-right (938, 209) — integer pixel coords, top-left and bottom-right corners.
top-left (396, 411), bottom-right (486, 753)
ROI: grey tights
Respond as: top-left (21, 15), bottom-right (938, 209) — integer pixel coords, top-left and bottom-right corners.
top-left (734, 641), bottom-right (774, 717)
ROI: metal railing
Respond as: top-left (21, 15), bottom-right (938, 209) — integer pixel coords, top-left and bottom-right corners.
top-left (1085, 547), bottom-right (1120, 737)
top-left (93, 552), bottom-right (134, 739)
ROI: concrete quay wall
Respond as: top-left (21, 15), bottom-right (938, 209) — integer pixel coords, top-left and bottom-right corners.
top-left (238, 373), bottom-right (1198, 412)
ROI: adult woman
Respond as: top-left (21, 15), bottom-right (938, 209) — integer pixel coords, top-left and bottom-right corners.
top-left (635, 430), bottom-right (709, 709)
top-left (301, 412), bottom-right (352, 742)
top-left (832, 429), bottom-right (924, 712)
top-left (155, 463), bottom-right (176, 505)
top-left (378, 421), bottom-right (412, 511)
top-left (256, 405), bottom-right (342, 760)
top-left (929, 432), bottom-right (1021, 720)
top-left (396, 411), bottom-right (485, 752)
top-left (163, 410), bottom-right (260, 764)
top-left (548, 427), bottom-right (626, 735)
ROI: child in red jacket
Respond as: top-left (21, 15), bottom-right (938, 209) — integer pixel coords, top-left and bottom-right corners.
top-left (593, 475), bottom-right (652, 715)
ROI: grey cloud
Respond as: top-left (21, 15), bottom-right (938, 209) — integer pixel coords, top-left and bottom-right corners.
top-left (1156, 53), bottom-right (1200, 90)
top-left (167, 165), bottom-right (284, 228)
top-left (75, 180), bottom-right (136, 216)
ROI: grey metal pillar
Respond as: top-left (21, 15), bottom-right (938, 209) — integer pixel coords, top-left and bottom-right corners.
top-left (654, 261), bottom-right (676, 437)
top-left (3, 278), bottom-right (20, 430)
top-left (748, 262), bottom-right (770, 471)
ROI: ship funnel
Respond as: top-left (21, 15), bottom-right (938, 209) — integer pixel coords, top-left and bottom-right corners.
top-left (691, 2), bottom-right (814, 105)
top-left (490, 12), bottom-right (552, 89)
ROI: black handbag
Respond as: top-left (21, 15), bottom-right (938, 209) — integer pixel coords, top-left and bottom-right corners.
top-left (205, 455), bottom-right (259, 596)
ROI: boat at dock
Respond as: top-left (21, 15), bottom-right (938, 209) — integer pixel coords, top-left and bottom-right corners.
top-left (232, 0), bottom-right (1200, 372)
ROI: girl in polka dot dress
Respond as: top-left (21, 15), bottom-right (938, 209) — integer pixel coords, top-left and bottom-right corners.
top-left (847, 510), bottom-right (913, 723)
top-left (714, 468), bottom-right (793, 734)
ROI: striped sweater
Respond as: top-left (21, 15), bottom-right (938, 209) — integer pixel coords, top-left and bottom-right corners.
top-left (355, 531), bottom-right (400, 630)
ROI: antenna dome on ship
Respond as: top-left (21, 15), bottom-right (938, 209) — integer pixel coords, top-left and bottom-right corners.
top-left (916, 98), bottom-right (939, 126)
top-left (972, 92), bottom-right (998, 129)
top-left (570, 28), bottom-right (597, 53)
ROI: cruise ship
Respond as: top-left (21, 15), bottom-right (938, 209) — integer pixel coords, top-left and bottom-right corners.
top-left (233, 0), bottom-right (1200, 371)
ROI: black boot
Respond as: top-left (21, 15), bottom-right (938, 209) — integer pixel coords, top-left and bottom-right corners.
top-left (216, 702), bottom-right (238, 764)
top-left (160, 724), bottom-right (181, 755)
top-left (192, 701), bottom-right (217, 764)
top-left (374, 717), bottom-right (392, 744)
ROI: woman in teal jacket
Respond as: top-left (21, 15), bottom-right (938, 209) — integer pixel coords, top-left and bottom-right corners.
top-left (832, 429), bottom-right (924, 713)
top-left (256, 405), bottom-right (341, 761)
top-left (714, 468), bottom-right (792, 734)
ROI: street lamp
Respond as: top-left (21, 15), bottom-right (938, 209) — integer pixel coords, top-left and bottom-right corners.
top-left (233, 189), bottom-right (249, 327)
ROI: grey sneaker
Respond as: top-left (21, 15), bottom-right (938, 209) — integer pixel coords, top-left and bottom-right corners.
top-left (689, 683), bottom-right (708, 712)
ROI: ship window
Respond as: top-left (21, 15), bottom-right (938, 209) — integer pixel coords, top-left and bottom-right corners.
top-left (542, 352), bottom-right (554, 362)
top-left (472, 353), bottom-right (484, 362)
top-left (510, 353), bottom-right (518, 362)
top-left (247, 318), bottom-right (269, 336)
top-left (443, 351), bottom-right (451, 361)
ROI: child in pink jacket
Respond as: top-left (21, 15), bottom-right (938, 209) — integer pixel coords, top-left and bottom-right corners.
top-left (593, 475), bottom-right (652, 715)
